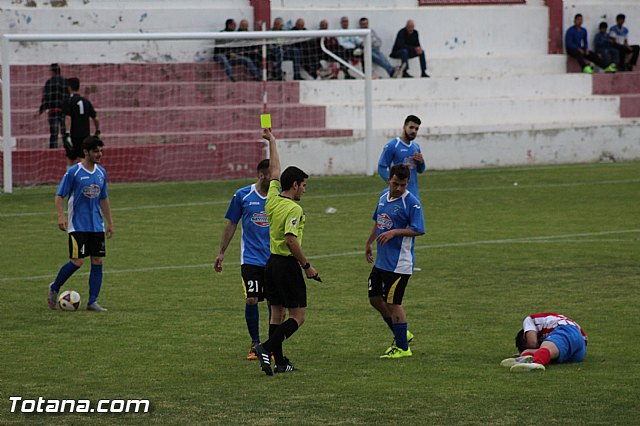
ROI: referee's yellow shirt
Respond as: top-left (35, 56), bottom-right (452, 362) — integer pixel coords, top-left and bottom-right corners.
top-left (265, 179), bottom-right (305, 256)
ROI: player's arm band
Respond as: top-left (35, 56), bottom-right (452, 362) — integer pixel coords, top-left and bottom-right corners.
top-left (302, 262), bottom-right (311, 270)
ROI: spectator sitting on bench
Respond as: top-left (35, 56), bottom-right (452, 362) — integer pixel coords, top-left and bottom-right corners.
top-left (213, 19), bottom-right (261, 82)
top-left (565, 13), bottom-right (616, 74)
top-left (315, 19), bottom-right (342, 80)
top-left (335, 16), bottom-right (361, 79)
top-left (609, 14), bottom-right (640, 72)
top-left (595, 22), bottom-right (619, 69)
top-left (358, 17), bottom-right (402, 78)
top-left (291, 18), bottom-right (321, 79)
top-left (390, 20), bottom-right (429, 78)
top-left (270, 17), bottom-right (302, 80)
top-left (237, 19), bottom-right (262, 74)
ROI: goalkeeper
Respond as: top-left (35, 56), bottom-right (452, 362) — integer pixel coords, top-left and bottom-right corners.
top-left (63, 78), bottom-right (100, 165)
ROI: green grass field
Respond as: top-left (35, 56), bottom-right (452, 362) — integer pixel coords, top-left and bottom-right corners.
top-left (1, 162), bottom-right (639, 425)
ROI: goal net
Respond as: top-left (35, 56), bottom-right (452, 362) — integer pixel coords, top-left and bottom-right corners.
top-left (1, 30), bottom-right (373, 192)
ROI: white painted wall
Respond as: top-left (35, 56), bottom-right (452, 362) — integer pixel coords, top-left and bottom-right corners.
top-left (272, 5), bottom-right (548, 58)
top-left (2, 1), bottom-right (548, 63)
top-left (1, 0), bottom-right (253, 63)
top-left (277, 123), bottom-right (640, 175)
top-left (564, 1), bottom-right (640, 45)
top-left (3, 0), bottom-right (638, 174)
top-left (272, 0), bottom-right (418, 8)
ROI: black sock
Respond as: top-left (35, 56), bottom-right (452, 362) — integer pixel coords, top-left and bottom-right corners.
top-left (269, 323), bottom-right (279, 339)
top-left (267, 323), bottom-right (281, 362)
top-left (279, 318), bottom-right (299, 341)
top-left (263, 319), bottom-right (299, 365)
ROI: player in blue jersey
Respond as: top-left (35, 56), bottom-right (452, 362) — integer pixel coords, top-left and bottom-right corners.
top-left (378, 115), bottom-right (425, 199)
top-left (214, 159), bottom-right (272, 360)
top-left (47, 136), bottom-right (114, 312)
top-left (365, 164), bottom-right (425, 359)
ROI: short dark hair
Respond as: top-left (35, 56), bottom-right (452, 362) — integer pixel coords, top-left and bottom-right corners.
top-left (359, 17), bottom-right (368, 23)
top-left (617, 14), bottom-right (625, 21)
top-left (599, 21), bottom-right (608, 30)
top-left (82, 135), bottom-right (104, 154)
top-left (389, 164), bottom-right (410, 181)
top-left (574, 13), bottom-right (582, 21)
top-left (67, 77), bottom-right (80, 91)
top-left (50, 63), bottom-right (61, 75)
top-left (515, 329), bottom-right (527, 353)
top-left (225, 18), bottom-right (235, 29)
top-left (404, 115), bottom-right (421, 126)
top-left (280, 166), bottom-right (308, 191)
top-left (257, 159), bottom-right (270, 174)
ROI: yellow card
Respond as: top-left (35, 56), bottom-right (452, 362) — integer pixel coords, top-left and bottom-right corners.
top-left (260, 114), bottom-right (272, 129)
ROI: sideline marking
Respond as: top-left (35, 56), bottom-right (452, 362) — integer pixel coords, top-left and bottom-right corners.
top-left (2, 229), bottom-right (638, 282)
top-left (1, 178), bottom-right (639, 218)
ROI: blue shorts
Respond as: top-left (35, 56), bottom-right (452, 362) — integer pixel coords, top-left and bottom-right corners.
top-left (545, 325), bottom-right (586, 363)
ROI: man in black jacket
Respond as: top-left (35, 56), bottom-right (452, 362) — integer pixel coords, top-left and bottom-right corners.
top-left (390, 20), bottom-right (429, 78)
top-left (38, 64), bottom-right (68, 148)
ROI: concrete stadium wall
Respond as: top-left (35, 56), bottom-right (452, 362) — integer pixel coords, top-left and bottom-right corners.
top-left (564, 1), bottom-right (640, 45)
top-left (3, 0), bottom-right (639, 178)
top-left (276, 123), bottom-right (640, 175)
top-left (2, 0), bottom-right (547, 63)
top-left (271, 4), bottom-right (547, 57)
top-left (0, 0), bottom-right (253, 63)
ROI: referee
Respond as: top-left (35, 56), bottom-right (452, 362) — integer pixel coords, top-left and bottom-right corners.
top-left (254, 128), bottom-right (321, 376)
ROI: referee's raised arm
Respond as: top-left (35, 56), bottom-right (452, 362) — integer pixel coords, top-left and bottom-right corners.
top-left (262, 128), bottom-right (280, 180)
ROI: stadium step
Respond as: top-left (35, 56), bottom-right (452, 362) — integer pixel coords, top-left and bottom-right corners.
top-left (322, 96), bottom-right (621, 129)
top-left (620, 94), bottom-right (640, 117)
top-left (8, 81), bottom-right (301, 109)
top-left (8, 63), bottom-right (259, 85)
top-left (368, 118), bottom-right (640, 171)
top-left (15, 128), bottom-right (353, 149)
top-left (2, 141), bottom-right (266, 186)
top-left (301, 73), bottom-right (593, 103)
top-left (7, 104), bottom-right (330, 136)
top-left (593, 71), bottom-right (640, 95)
top-left (426, 54), bottom-right (567, 78)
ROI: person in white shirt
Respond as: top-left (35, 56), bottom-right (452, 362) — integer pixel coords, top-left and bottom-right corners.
top-left (608, 13), bottom-right (640, 71)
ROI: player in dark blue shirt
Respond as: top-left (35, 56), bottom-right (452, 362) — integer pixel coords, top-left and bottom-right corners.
top-left (48, 136), bottom-right (114, 312)
top-left (214, 159), bottom-right (271, 360)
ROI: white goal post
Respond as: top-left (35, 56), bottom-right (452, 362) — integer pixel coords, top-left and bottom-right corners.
top-left (1, 29), bottom-right (374, 193)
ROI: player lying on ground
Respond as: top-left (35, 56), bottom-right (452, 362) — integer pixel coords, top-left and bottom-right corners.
top-left (501, 312), bottom-right (588, 372)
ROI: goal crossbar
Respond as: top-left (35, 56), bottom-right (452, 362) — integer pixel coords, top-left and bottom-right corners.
top-left (1, 30), bottom-right (374, 193)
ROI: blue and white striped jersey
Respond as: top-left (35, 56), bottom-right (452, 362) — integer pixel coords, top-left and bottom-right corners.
top-left (224, 184), bottom-right (270, 267)
top-left (372, 189), bottom-right (425, 274)
top-left (56, 163), bottom-right (108, 233)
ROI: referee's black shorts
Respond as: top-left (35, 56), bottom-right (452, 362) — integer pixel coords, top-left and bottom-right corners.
top-left (264, 254), bottom-right (307, 308)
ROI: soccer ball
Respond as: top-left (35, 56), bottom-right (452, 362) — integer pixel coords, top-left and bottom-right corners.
top-left (58, 290), bottom-right (81, 311)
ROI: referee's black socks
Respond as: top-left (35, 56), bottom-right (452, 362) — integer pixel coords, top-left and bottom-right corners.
top-left (269, 323), bottom-right (279, 339)
top-left (263, 318), bottom-right (300, 365)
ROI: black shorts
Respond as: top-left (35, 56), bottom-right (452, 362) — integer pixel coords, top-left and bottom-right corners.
top-left (368, 266), bottom-right (410, 305)
top-left (68, 232), bottom-right (106, 258)
top-left (64, 136), bottom-right (85, 160)
top-left (241, 264), bottom-right (266, 301)
top-left (264, 255), bottom-right (307, 308)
